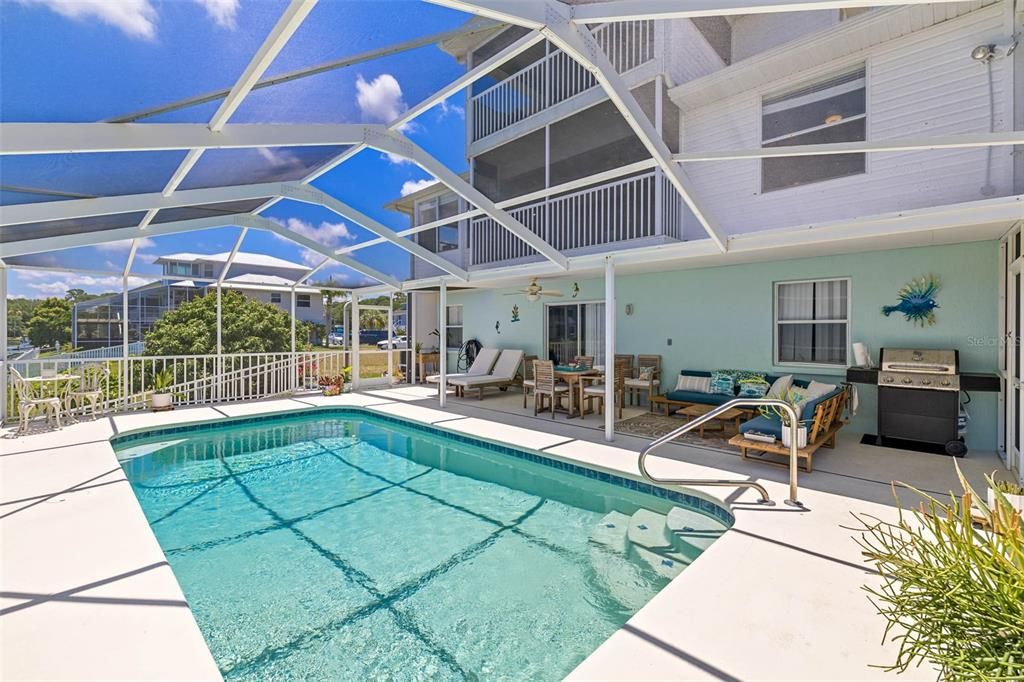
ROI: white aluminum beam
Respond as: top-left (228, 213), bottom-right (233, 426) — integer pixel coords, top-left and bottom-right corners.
top-left (370, 130), bottom-right (569, 269)
top-left (0, 123), bottom-right (376, 155)
top-left (570, 0), bottom-right (975, 23)
top-left (543, 16), bottom-right (728, 251)
top-left (675, 131), bottom-right (1024, 162)
top-left (425, 0), bottom-right (546, 28)
top-left (1, 181), bottom-right (289, 226)
top-left (210, 0), bottom-right (318, 131)
top-left (280, 184), bottom-right (471, 280)
top-left (218, 227), bottom-right (249, 284)
top-left (252, 30), bottom-right (548, 217)
top-left (108, 22), bottom-right (503, 123)
top-left (245, 215), bottom-right (402, 289)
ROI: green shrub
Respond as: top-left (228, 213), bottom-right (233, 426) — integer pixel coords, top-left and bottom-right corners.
top-left (853, 464), bottom-right (1023, 680)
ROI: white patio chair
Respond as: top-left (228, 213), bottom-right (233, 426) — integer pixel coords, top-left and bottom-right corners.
top-left (10, 368), bottom-right (63, 433)
top-left (65, 363), bottom-right (109, 419)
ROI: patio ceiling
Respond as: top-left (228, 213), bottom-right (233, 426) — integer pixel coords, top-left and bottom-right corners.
top-left (1, 0), bottom-right (1022, 295)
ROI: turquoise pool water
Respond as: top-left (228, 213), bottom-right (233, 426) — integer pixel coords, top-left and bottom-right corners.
top-left (116, 411), bottom-right (730, 681)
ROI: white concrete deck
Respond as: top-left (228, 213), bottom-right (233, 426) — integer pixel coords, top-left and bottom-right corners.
top-left (0, 388), bottom-right (1006, 681)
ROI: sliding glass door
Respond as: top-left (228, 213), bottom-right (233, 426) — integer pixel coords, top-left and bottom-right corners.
top-left (1000, 227), bottom-right (1022, 480)
top-left (546, 302), bottom-right (605, 365)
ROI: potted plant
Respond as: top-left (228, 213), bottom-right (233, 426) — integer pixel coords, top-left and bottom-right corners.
top-left (759, 388), bottom-right (807, 448)
top-left (318, 366), bottom-right (352, 396)
top-left (988, 478), bottom-right (1024, 515)
top-left (150, 369), bottom-right (174, 410)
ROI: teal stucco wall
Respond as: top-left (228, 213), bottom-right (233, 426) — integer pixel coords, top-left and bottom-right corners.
top-left (448, 241), bottom-right (1001, 451)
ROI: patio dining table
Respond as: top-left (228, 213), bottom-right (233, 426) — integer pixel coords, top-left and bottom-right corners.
top-left (553, 365), bottom-right (601, 418)
top-left (23, 373), bottom-right (81, 399)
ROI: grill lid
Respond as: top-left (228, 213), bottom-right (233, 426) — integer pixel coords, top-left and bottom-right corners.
top-left (879, 348), bottom-right (957, 375)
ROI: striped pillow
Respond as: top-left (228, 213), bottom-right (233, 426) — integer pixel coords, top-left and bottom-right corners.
top-left (675, 374), bottom-right (711, 393)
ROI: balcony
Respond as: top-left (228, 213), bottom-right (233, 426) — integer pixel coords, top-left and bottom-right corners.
top-left (470, 21), bottom-right (656, 145)
top-left (468, 169), bottom-right (686, 268)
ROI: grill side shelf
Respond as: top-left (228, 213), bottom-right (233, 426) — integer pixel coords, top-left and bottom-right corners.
top-left (845, 367), bottom-right (1001, 392)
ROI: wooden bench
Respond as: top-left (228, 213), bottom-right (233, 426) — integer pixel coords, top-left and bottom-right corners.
top-left (727, 386), bottom-right (851, 473)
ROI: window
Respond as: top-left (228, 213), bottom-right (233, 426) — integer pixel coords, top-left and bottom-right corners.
top-left (446, 305), bottom-right (463, 350)
top-left (774, 278), bottom-right (850, 366)
top-left (761, 67), bottom-right (866, 192)
top-left (166, 262), bottom-right (191, 277)
top-left (296, 294), bottom-right (311, 308)
top-left (270, 292), bottom-right (281, 304)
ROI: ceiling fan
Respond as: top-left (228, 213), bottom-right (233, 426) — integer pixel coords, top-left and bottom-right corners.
top-left (504, 278), bottom-right (563, 302)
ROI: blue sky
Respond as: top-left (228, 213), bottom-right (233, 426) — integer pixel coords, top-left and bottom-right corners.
top-left (1, 0), bottom-right (473, 297)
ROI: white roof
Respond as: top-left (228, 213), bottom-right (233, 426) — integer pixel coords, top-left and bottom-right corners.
top-left (171, 273), bottom-right (319, 294)
top-left (156, 251), bottom-right (308, 271)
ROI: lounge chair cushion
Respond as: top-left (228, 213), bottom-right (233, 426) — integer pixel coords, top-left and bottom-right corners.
top-left (449, 350), bottom-right (524, 386)
top-left (467, 347), bottom-right (501, 375)
top-left (738, 415), bottom-right (785, 440)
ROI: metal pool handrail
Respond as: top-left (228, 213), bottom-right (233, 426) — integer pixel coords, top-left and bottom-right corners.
top-left (637, 398), bottom-right (802, 506)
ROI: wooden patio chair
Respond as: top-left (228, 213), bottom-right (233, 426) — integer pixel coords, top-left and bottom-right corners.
top-left (626, 354), bottom-right (661, 406)
top-left (573, 355), bottom-right (595, 369)
top-left (65, 363), bottom-right (109, 419)
top-left (533, 360), bottom-right (569, 419)
top-left (521, 354), bottom-right (539, 408)
top-left (9, 367), bottom-right (63, 433)
top-left (614, 354), bottom-right (634, 377)
top-left (579, 358), bottom-right (629, 420)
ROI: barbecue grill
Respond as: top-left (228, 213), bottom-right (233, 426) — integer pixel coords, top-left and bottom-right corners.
top-left (876, 348), bottom-right (965, 455)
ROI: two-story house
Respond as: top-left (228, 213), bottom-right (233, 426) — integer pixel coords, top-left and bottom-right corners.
top-left (386, 1), bottom-right (1022, 463)
top-left (72, 251), bottom-right (326, 349)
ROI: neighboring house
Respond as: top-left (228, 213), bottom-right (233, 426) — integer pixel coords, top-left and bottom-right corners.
top-left (73, 252), bottom-right (326, 349)
top-left (385, 1), bottom-right (1023, 461)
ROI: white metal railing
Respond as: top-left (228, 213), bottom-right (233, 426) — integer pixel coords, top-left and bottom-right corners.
top-left (3, 348), bottom-right (418, 423)
top-left (471, 21), bottom-right (655, 141)
top-left (55, 342), bottom-right (145, 360)
top-left (469, 170), bottom-right (682, 266)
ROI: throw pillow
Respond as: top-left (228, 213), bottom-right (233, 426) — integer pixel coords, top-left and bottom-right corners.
top-left (735, 370), bottom-right (768, 383)
top-left (638, 366), bottom-right (655, 381)
top-left (675, 374), bottom-right (711, 393)
top-left (766, 374), bottom-right (793, 398)
top-left (805, 380), bottom-right (837, 400)
top-left (709, 370), bottom-right (735, 396)
top-left (737, 377), bottom-right (769, 398)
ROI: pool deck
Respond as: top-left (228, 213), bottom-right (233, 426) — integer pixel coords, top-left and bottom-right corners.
top-left (1, 386), bottom-right (1006, 681)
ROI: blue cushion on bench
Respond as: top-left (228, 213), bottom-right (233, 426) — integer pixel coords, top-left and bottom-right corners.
top-left (738, 415), bottom-right (784, 440)
top-left (665, 390), bottom-right (734, 406)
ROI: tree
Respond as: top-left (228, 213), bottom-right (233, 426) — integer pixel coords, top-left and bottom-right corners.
top-left (7, 298), bottom-right (42, 341)
top-left (144, 290), bottom-right (305, 355)
top-left (25, 297), bottom-right (71, 348)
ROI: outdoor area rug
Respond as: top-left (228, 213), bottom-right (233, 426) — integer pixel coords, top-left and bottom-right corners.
top-left (615, 413), bottom-right (739, 453)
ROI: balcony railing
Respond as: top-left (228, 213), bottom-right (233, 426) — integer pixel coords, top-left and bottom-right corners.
top-left (469, 170), bottom-right (683, 267)
top-left (470, 21), bottom-right (655, 142)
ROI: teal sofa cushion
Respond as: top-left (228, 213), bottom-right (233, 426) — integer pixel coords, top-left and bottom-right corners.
top-left (664, 390), bottom-right (734, 406)
top-left (738, 415), bottom-right (784, 440)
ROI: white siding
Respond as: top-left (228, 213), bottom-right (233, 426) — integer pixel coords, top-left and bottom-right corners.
top-left (243, 290), bottom-right (324, 325)
top-left (731, 10), bottom-right (840, 62)
top-left (666, 19), bottom-right (726, 86)
top-left (679, 5), bottom-right (1014, 236)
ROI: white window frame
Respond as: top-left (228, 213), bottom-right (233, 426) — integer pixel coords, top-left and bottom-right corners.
top-left (446, 304), bottom-right (463, 351)
top-left (773, 277), bottom-right (852, 369)
top-left (296, 293), bottom-right (311, 308)
top-left (270, 292), bottom-right (282, 304)
top-left (760, 66), bottom-right (867, 193)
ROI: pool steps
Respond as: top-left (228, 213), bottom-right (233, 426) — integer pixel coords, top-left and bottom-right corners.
top-left (591, 507), bottom-right (727, 580)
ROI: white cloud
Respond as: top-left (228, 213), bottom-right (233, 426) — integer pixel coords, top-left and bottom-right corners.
top-left (270, 217), bottom-right (358, 267)
top-left (94, 238), bottom-right (156, 252)
top-left (18, 0), bottom-right (238, 40)
top-left (400, 179), bottom-right (437, 197)
top-left (437, 99), bottom-right (465, 120)
top-left (193, 0), bottom-right (238, 29)
top-left (257, 147), bottom-right (303, 170)
top-left (18, 0), bottom-right (158, 39)
top-left (381, 151), bottom-right (412, 166)
top-left (355, 74), bottom-right (408, 125)
top-left (16, 270), bottom-right (147, 296)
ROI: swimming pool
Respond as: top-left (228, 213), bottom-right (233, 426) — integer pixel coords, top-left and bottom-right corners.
top-left (116, 410), bottom-right (731, 681)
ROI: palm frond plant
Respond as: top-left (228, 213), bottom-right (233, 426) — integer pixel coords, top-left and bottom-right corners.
top-left (852, 463), bottom-right (1024, 681)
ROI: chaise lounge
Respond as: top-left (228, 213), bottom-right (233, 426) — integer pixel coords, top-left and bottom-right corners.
top-left (426, 347), bottom-right (499, 385)
top-left (448, 350), bottom-right (525, 399)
